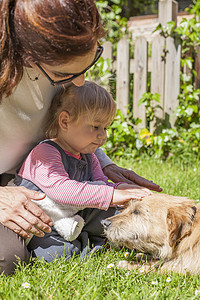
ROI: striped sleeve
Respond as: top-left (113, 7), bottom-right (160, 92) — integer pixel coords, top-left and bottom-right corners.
top-left (18, 143), bottom-right (113, 210)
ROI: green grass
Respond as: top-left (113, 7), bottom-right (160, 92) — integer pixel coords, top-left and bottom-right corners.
top-left (1, 157), bottom-right (200, 300)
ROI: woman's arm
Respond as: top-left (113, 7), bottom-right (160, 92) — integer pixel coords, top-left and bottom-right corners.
top-left (91, 153), bottom-right (118, 187)
top-left (95, 148), bottom-right (162, 192)
top-left (103, 164), bottom-right (162, 192)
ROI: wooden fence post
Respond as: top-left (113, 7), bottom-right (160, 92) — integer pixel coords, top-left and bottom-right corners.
top-left (158, 0), bottom-right (178, 26)
top-left (150, 33), bottom-right (165, 132)
top-left (102, 41), bottom-right (113, 93)
top-left (102, 41), bottom-right (113, 60)
top-left (164, 37), bottom-right (181, 126)
top-left (116, 38), bottom-right (130, 115)
top-left (133, 36), bottom-right (148, 129)
top-left (194, 46), bottom-right (200, 90)
top-left (158, 0), bottom-right (180, 127)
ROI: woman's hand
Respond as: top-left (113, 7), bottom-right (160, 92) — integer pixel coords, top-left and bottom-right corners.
top-left (0, 186), bottom-right (53, 238)
top-left (103, 164), bottom-right (162, 192)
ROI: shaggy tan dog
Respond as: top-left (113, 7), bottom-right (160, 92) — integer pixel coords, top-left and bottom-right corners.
top-left (103, 194), bottom-right (200, 274)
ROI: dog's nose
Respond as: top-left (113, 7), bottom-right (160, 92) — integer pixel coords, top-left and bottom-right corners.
top-left (102, 219), bottom-right (112, 229)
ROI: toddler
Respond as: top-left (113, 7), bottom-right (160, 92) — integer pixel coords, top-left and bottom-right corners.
top-left (15, 81), bottom-right (151, 260)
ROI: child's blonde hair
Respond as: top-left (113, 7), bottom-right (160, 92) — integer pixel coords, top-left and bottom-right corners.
top-left (45, 81), bottom-right (116, 138)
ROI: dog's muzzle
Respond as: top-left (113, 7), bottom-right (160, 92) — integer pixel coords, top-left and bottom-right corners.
top-left (102, 219), bottom-right (112, 230)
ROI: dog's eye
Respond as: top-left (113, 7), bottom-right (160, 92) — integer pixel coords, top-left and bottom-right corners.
top-left (132, 209), bottom-right (140, 215)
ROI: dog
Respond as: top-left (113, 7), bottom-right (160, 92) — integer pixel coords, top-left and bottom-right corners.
top-left (103, 194), bottom-right (200, 274)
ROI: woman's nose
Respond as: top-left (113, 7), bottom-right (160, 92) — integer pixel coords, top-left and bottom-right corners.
top-left (72, 74), bottom-right (85, 87)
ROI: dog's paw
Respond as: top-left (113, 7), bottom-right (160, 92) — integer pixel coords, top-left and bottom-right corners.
top-left (116, 260), bottom-right (137, 271)
top-left (117, 259), bottom-right (156, 272)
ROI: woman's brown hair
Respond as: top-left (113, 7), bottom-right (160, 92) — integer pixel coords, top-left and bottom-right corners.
top-left (0, 0), bottom-right (104, 102)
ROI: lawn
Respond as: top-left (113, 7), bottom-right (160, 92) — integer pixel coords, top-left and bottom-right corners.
top-left (0, 156), bottom-right (200, 300)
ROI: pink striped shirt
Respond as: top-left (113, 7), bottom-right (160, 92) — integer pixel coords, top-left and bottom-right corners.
top-left (18, 143), bottom-right (118, 210)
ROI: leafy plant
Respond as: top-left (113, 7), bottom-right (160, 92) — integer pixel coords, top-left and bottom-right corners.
top-left (102, 109), bottom-right (137, 159)
top-left (96, 0), bottom-right (128, 48)
top-left (138, 92), bottom-right (162, 128)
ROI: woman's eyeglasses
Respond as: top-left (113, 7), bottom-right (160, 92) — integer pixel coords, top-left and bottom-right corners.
top-left (36, 42), bottom-right (103, 86)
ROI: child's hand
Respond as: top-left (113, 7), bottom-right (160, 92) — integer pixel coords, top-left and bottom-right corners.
top-left (110, 185), bottom-right (152, 206)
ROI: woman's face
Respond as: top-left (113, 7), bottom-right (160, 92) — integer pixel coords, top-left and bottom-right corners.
top-left (35, 45), bottom-right (98, 87)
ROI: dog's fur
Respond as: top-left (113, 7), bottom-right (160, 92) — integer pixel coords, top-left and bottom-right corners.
top-left (103, 194), bottom-right (200, 274)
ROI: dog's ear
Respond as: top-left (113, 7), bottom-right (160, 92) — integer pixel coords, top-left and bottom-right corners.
top-left (167, 206), bottom-right (196, 248)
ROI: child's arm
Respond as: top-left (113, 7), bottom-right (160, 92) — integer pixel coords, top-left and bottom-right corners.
top-left (18, 143), bottom-right (113, 210)
top-left (18, 144), bottom-right (151, 211)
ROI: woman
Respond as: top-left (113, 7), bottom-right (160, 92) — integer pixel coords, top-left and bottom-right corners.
top-left (0, 0), bottom-right (162, 275)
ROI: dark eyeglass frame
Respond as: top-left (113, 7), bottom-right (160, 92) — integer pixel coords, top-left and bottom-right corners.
top-left (36, 42), bottom-right (103, 86)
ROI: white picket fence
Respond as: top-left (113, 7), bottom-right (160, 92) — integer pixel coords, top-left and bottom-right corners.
top-left (102, 0), bottom-right (182, 132)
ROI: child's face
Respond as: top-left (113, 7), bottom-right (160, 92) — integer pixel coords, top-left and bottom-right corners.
top-left (58, 112), bottom-right (109, 155)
